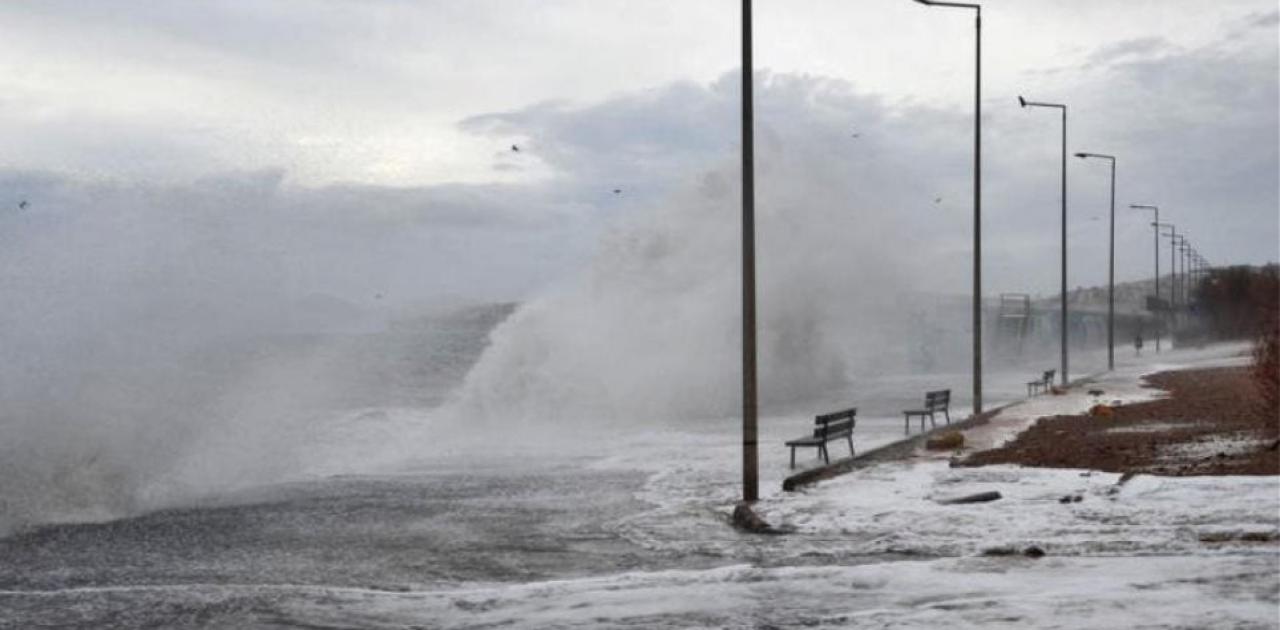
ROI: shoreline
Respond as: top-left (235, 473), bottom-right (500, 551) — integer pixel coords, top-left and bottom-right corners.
top-left (962, 364), bottom-right (1278, 476)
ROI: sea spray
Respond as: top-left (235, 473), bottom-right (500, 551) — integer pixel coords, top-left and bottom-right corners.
top-left (451, 150), bottom-right (942, 427)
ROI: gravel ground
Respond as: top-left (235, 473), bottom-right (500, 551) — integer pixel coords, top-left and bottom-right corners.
top-left (963, 366), bottom-right (1279, 476)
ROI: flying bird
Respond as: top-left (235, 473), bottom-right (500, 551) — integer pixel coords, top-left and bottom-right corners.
top-left (851, 132), bottom-right (861, 139)
top-left (613, 188), bottom-right (622, 195)
top-left (934, 197), bottom-right (943, 204)
top-left (511, 144), bottom-right (520, 152)
top-left (17, 200), bottom-right (27, 210)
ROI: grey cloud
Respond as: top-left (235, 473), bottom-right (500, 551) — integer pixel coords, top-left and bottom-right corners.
top-left (1246, 10), bottom-right (1280, 28)
top-left (1082, 37), bottom-right (1174, 69)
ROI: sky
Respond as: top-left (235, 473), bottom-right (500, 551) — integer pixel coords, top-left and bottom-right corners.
top-left (0, 0), bottom-right (1275, 305)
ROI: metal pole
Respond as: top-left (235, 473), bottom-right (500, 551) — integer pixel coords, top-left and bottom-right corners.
top-left (1180, 242), bottom-right (1188, 310)
top-left (1132, 204), bottom-right (1161, 352)
top-left (1107, 159), bottom-right (1115, 370)
top-left (740, 0), bottom-right (758, 504)
top-left (973, 8), bottom-right (983, 413)
top-left (1019, 97), bottom-right (1069, 382)
top-left (1083, 154), bottom-right (1117, 368)
top-left (1169, 230), bottom-right (1177, 333)
top-left (1060, 107), bottom-right (1068, 385)
top-left (914, 0), bottom-right (983, 414)
top-left (1177, 245), bottom-right (1187, 312)
top-left (1153, 208), bottom-right (1160, 352)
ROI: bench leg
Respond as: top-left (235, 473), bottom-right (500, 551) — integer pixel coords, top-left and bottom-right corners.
top-left (904, 413), bottom-right (910, 435)
top-left (944, 409), bottom-right (951, 424)
top-left (929, 411), bottom-right (936, 429)
top-left (790, 446), bottom-right (796, 469)
top-left (821, 444), bottom-right (829, 465)
top-left (847, 434), bottom-right (855, 457)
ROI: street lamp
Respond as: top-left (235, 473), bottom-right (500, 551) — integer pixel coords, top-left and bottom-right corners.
top-left (1178, 239), bottom-right (1191, 310)
top-left (912, 0), bottom-right (984, 414)
top-left (740, 0), bottom-right (759, 503)
top-left (1076, 152), bottom-right (1115, 370)
top-left (1174, 235), bottom-right (1187, 314)
top-left (1130, 203), bottom-right (1161, 352)
top-left (1156, 223), bottom-right (1176, 337)
top-left (1020, 95), bottom-right (1069, 385)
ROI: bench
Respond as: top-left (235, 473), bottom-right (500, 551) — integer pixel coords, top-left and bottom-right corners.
top-left (1027, 369), bottom-right (1056, 396)
top-left (903, 389), bottom-right (951, 434)
top-left (785, 407), bottom-right (856, 468)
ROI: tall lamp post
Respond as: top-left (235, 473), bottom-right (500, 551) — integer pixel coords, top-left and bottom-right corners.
top-left (1174, 234), bottom-right (1187, 316)
top-left (1130, 204), bottom-right (1161, 352)
top-left (1179, 240), bottom-right (1190, 311)
top-left (1076, 152), bottom-right (1116, 370)
top-left (739, 0), bottom-right (759, 504)
top-left (912, 0), bottom-right (984, 414)
top-left (1157, 224), bottom-right (1177, 326)
top-left (1019, 95), bottom-right (1069, 385)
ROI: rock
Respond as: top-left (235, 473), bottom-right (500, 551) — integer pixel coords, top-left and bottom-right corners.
top-left (926, 431), bottom-right (965, 451)
top-left (982, 545), bottom-right (1046, 558)
top-left (731, 503), bottom-right (782, 534)
top-left (980, 546), bottom-right (1017, 556)
top-left (938, 490), bottom-right (1002, 505)
top-left (1058, 494), bottom-right (1083, 504)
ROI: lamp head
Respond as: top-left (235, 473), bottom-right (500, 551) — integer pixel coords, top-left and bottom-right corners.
top-left (1018, 95), bottom-right (1027, 108)
top-left (1074, 152), bottom-right (1089, 159)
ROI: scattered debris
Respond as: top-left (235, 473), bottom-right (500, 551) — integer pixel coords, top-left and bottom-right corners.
top-left (731, 503), bottom-right (786, 535)
top-left (938, 490), bottom-right (1002, 505)
top-left (926, 431), bottom-right (965, 451)
top-left (1058, 494), bottom-right (1084, 504)
top-left (980, 544), bottom-right (1046, 558)
top-left (1088, 389), bottom-right (1105, 397)
top-left (1198, 530), bottom-right (1280, 544)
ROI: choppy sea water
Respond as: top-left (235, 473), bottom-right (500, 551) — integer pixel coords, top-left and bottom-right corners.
top-left (1, 302), bottom-right (1264, 629)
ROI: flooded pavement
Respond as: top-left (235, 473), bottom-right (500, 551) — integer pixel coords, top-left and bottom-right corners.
top-left (2, 343), bottom-right (1272, 628)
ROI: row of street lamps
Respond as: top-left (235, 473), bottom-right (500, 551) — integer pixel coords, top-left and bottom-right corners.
top-left (738, 0), bottom-right (1211, 504)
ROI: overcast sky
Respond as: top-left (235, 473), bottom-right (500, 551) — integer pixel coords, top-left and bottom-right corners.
top-left (0, 1), bottom-right (1275, 305)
